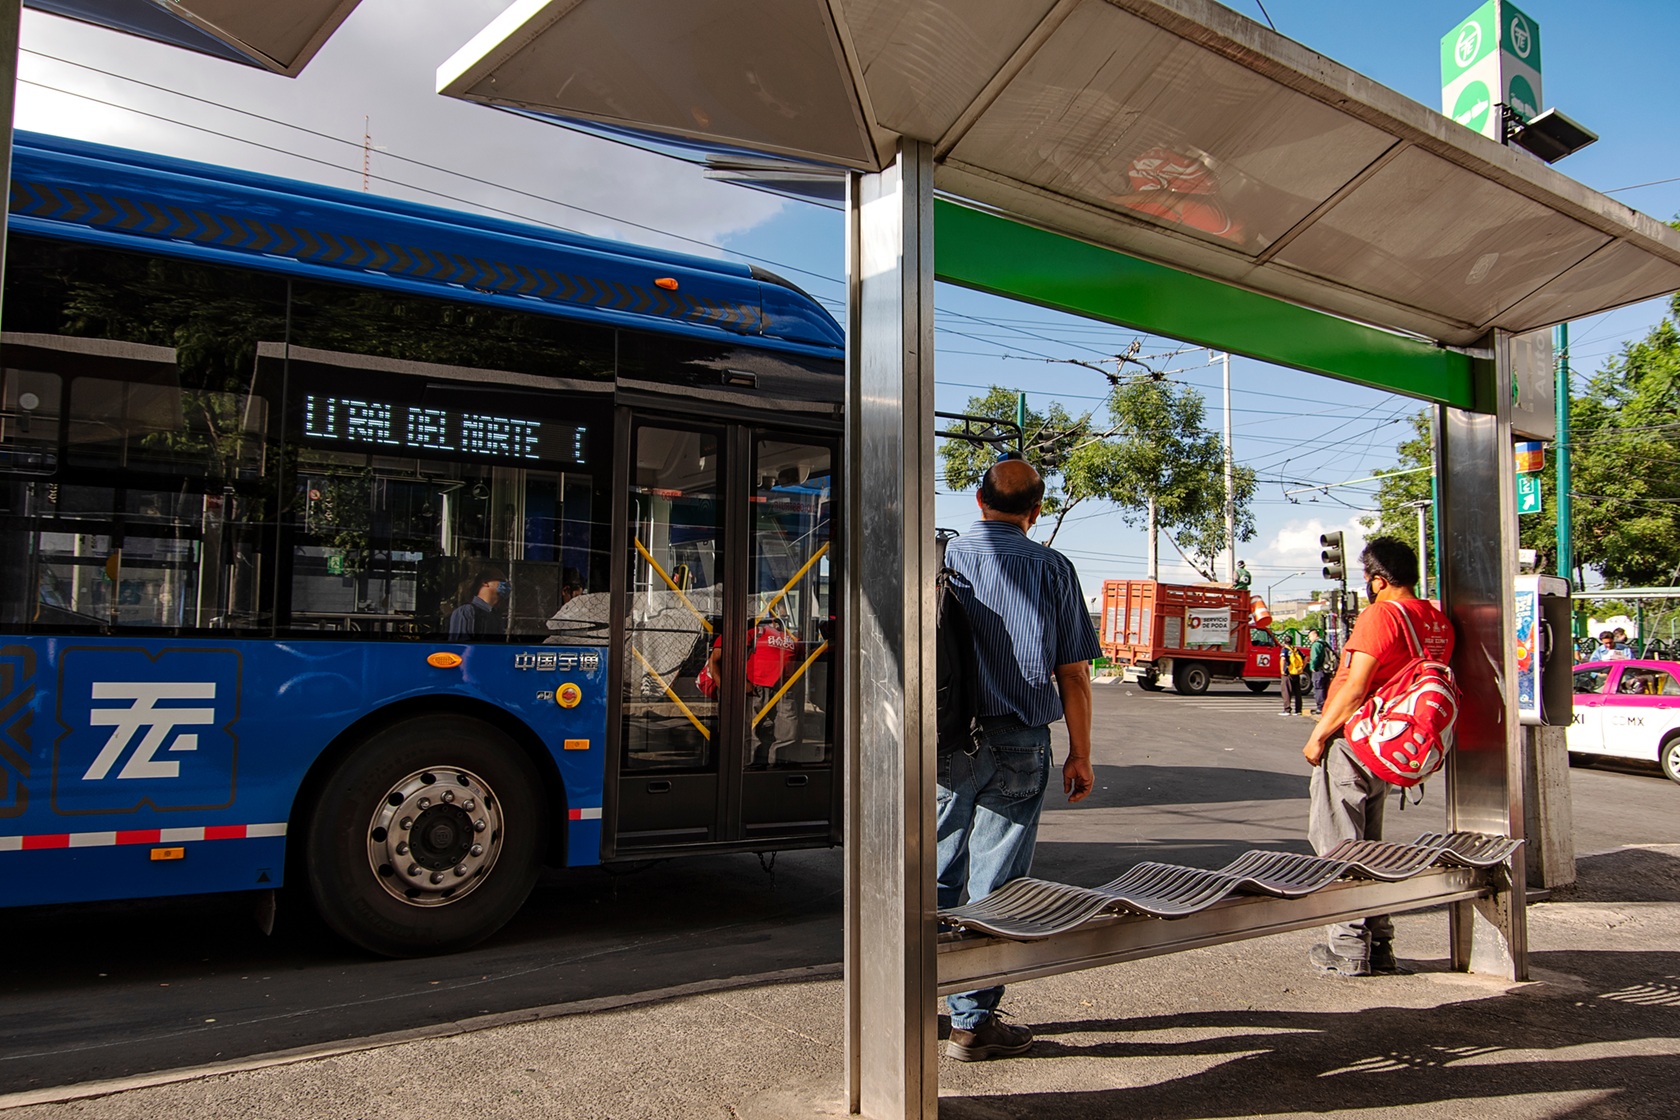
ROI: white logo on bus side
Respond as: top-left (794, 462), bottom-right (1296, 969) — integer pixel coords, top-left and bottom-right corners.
top-left (82, 682), bottom-right (218, 781)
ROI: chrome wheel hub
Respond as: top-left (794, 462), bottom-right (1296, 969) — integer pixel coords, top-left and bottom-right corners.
top-left (366, 767), bottom-right (503, 907)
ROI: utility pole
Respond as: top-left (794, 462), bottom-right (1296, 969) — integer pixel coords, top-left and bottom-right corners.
top-left (1555, 322), bottom-right (1573, 588)
top-left (1222, 351), bottom-right (1236, 583)
top-left (1414, 500), bottom-right (1431, 599)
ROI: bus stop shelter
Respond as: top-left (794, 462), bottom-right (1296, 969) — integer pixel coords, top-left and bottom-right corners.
top-left (9, 2), bottom-right (1680, 1118)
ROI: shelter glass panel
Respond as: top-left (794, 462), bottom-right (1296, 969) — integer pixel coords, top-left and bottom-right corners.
top-left (622, 424), bottom-right (724, 772)
top-left (744, 437), bottom-right (834, 768)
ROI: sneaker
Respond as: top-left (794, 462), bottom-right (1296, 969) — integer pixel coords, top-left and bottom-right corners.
top-left (946, 1012), bottom-right (1034, 1061)
top-left (1277, 711), bottom-right (1295, 717)
top-left (1309, 943), bottom-right (1371, 977)
top-left (1370, 942), bottom-right (1411, 975)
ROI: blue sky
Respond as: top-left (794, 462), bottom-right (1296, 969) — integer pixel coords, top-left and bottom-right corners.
top-left (16, 0), bottom-right (1679, 600)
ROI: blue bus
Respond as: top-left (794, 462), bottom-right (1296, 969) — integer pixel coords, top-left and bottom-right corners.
top-left (0, 133), bottom-right (843, 956)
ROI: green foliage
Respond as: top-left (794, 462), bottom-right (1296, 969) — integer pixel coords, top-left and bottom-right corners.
top-left (1569, 307), bottom-right (1680, 586)
top-left (1069, 379), bottom-right (1254, 578)
top-left (937, 380), bottom-right (1256, 570)
top-left (1368, 293), bottom-right (1680, 587)
top-left (938, 387), bottom-right (1095, 543)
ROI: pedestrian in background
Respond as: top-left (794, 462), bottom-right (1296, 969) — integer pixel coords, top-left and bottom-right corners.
top-left (1279, 634), bottom-right (1305, 716)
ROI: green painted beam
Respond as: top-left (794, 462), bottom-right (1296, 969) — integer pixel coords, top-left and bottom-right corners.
top-left (934, 200), bottom-right (1478, 410)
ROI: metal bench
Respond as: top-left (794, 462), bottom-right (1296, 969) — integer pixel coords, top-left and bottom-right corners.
top-left (937, 832), bottom-right (1521, 996)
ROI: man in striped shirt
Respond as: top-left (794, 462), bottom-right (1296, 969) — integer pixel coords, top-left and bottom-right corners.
top-left (939, 456), bottom-right (1101, 1061)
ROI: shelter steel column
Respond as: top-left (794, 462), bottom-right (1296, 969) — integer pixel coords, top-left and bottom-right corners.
top-left (1436, 331), bottom-right (1528, 981)
top-left (843, 140), bottom-right (938, 1119)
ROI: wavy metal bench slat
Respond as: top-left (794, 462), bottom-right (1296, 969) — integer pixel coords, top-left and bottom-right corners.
top-left (939, 831), bottom-right (1521, 941)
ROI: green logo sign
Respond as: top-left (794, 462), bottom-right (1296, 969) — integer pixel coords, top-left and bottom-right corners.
top-left (1507, 74), bottom-right (1538, 122)
top-left (1517, 474), bottom-right (1543, 515)
top-left (1453, 80), bottom-right (1493, 131)
top-left (1502, 3), bottom-right (1543, 74)
top-left (1455, 21), bottom-right (1483, 68)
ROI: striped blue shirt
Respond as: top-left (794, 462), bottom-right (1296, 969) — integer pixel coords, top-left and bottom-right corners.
top-left (945, 520), bottom-right (1101, 728)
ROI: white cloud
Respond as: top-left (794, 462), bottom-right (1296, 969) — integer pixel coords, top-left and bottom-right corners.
top-left (16, 0), bottom-right (785, 259)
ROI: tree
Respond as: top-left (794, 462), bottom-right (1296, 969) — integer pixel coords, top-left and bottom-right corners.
top-left (937, 387), bottom-right (1095, 544)
top-left (1068, 379), bottom-right (1254, 579)
top-left (1365, 408), bottom-right (1566, 579)
top-left (1569, 306), bottom-right (1680, 586)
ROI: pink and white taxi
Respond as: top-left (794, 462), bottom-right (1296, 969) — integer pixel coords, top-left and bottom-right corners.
top-left (1569, 659), bottom-right (1680, 784)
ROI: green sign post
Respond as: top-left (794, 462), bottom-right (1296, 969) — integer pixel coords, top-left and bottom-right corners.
top-left (1441, 1), bottom-right (1543, 141)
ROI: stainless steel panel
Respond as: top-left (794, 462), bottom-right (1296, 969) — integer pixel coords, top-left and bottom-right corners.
top-left (843, 142), bottom-right (937, 1120)
top-left (157, 0), bottom-right (360, 75)
top-left (949, 0), bottom-right (1394, 256)
top-left (1274, 147), bottom-right (1611, 327)
top-left (937, 869), bottom-right (1485, 996)
top-left (1437, 338), bottom-right (1528, 977)
top-left (1499, 238), bottom-right (1680, 334)
top-left (444, 0), bottom-right (876, 170)
top-left (838, 0), bottom-right (1062, 143)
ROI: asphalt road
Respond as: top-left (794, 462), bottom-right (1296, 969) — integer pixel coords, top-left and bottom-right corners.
top-left (3, 680), bottom-right (1674, 1095)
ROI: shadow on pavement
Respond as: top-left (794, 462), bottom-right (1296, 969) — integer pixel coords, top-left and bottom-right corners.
top-left (1565, 845), bottom-right (1680, 904)
top-left (1080, 763), bottom-right (1308, 809)
top-left (943, 947), bottom-right (1680, 1119)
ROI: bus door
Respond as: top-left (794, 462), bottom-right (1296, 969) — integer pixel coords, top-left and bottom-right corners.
top-left (611, 419), bottom-right (837, 854)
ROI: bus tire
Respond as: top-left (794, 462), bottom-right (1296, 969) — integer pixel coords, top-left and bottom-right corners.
top-left (1244, 680), bottom-right (1270, 694)
top-left (1173, 662), bottom-right (1211, 696)
top-left (304, 715), bottom-right (547, 957)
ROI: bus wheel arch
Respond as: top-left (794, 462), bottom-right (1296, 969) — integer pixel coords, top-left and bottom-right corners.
top-left (289, 702), bottom-right (567, 956)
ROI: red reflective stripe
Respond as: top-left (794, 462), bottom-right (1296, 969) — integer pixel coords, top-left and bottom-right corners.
top-left (22, 834), bottom-right (69, 850)
top-left (116, 830), bottom-right (162, 845)
top-left (202, 825), bottom-right (248, 841)
top-left (567, 808), bottom-right (582, 820)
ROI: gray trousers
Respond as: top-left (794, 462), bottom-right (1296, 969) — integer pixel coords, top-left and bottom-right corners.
top-left (1308, 740), bottom-right (1394, 960)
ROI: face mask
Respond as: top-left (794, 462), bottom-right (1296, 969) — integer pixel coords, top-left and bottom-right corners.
top-left (497, 581), bottom-right (511, 597)
top-left (1365, 580), bottom-right (1378, 604)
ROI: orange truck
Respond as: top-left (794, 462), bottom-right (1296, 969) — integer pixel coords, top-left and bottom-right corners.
top-left (1098, 579), bottom-right (1281, 695)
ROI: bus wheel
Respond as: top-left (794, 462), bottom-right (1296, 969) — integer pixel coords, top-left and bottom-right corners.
top-left (1244, 681), bottom-right (1270, 694)
top-left (1173, 662), bottom-right (1211, 696)
top-left (305, 716), bottom-right (546, 957)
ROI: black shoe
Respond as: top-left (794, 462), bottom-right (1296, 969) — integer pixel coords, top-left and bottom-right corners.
top-left (1370, 942), bottom-right (1411, 975)
top-left (1309, 943), bottom-right (1371, 977)
top-left (946, 1012), bottom-right (1034, 1061)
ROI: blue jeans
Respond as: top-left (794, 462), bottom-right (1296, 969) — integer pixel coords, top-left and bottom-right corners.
top-left (936, 717), bottom-right (1052, 1030)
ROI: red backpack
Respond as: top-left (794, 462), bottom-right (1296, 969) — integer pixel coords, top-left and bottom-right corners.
top-left (1344, 601), bottom-right (1460, 787)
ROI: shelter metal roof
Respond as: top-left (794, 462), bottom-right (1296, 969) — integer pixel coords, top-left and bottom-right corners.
top-left (27, 0), bottom-right (360, 75)
top-left (438, 0), bottom-right (1680, 348)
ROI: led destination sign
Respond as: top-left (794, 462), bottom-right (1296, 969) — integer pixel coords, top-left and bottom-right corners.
top-left (302, 394), bottom-right (586, 464)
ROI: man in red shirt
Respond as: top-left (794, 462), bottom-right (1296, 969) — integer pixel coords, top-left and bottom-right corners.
top-left (1301, 536), bottom-right (1455, 976)
top-left (697, 617), bottom-right (802, 766)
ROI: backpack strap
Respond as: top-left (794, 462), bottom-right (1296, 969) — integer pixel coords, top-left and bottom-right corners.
top-left (1385, 599), bottom-right (1426, 660)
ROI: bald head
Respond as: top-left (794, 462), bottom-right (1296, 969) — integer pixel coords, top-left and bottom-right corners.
top-left (979, 458), bottom-right (1045, 521)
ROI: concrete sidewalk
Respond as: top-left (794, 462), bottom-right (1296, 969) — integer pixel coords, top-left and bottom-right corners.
top-left (7, 844), bottom-right (1678, 1119)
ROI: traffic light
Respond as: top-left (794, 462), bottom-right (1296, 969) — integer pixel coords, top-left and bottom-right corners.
top-left (1321, 531), bottom-right (1345, 582)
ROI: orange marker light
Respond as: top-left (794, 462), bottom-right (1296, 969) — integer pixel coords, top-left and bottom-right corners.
top-left (564, 738), bottom-right (591, 751)
top-left (427, 652), bottom-right (463, 669)
top-left (150, 847), bottom-right (186, 861)
top-left (654, 277), bottom-right (679, 291)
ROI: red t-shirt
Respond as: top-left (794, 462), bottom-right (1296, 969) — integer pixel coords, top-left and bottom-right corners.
top-left (745, 623), bottom-right (800, 687)
top-left (1345, 597), bottom-right (1455, 688)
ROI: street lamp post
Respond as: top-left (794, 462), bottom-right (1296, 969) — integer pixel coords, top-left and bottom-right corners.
top-left (1267, 571), bottom-right (1311, 608)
